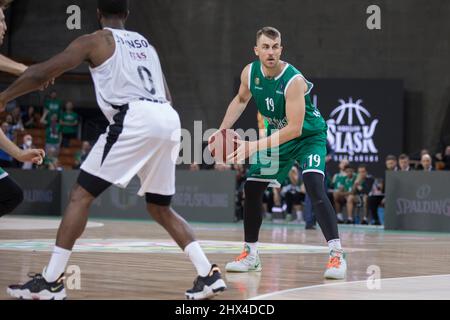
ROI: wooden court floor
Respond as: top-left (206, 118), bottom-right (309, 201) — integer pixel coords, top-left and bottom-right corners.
top-left (1, 216), bottom-right (450, 300)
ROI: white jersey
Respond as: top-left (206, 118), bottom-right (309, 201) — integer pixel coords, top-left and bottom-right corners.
top-left (89, 27), bottom-right (167, 123)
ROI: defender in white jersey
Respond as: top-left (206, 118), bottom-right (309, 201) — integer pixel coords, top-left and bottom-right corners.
top-left (0, 0), bottom-right (226, 300)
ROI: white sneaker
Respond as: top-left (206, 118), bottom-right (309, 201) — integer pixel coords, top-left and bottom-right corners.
top-left (225, 244), bottom-right (262, 273)
top-left (323, 249), bottom-right (347, 280)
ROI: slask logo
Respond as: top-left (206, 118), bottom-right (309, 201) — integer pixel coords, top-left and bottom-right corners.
top-left (327, 98), bottom-right (379, 162)
top-left (396, 185), bottom-right (450, 216)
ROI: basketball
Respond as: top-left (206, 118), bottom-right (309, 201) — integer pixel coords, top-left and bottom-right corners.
top-left (208, 129), bottom-right (241, 163)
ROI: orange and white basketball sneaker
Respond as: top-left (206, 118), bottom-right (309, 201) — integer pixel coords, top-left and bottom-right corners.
top-left (225, 244), bottom-right (262, 272)
top-left (324, 249), bottom-right (347, 280)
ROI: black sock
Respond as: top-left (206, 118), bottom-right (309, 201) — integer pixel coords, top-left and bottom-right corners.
top-left (303, 172), bottom-right (339, 241)
top-left (243, 181), bottom-right (269, 243)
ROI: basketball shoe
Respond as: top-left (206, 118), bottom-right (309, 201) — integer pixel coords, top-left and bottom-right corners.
top-left (185, 264), bottom-right (227, 300)
top-left (7, 272), bottom-right (66, 300)
top-left (225, 244), bottom-right (262, 272)
top-left (323, 249), bottom-right (347, 280)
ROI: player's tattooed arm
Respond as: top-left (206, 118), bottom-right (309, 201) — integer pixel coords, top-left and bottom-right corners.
top-left (0, 33), bottom-right (99, 109)
top-left (219, 64), bottom-right (252, 130)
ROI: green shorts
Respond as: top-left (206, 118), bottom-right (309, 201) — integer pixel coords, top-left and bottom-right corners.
top-left (247, 131), bottom-right (327, 188)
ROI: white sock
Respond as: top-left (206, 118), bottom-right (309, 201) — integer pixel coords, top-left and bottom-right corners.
top-left (184, 242), bottom-right (212, 277)
top-left (43, 246), bottom-right (72, 282)
top-left (246, 242), bottom-right (258, 256)
top-left (328, 239), bottom-right (342, 252)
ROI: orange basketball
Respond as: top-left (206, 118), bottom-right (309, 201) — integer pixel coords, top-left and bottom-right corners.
top-left (208, 129), bottom-right (241, 164)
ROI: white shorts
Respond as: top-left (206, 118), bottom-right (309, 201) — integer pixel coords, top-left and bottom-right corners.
top-left (81, 100), bottom-right (181, 196)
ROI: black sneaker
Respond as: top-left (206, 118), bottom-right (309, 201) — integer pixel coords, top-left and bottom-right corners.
top-left (7, 273), bottom-right (66, 300)
top-left (185, 264), bottom-right (226, 300)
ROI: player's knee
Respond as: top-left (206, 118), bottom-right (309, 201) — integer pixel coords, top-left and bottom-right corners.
top-left (69, 185), bottom-right (95, 206)
top-left (147, 203), bottom-right (171, 223)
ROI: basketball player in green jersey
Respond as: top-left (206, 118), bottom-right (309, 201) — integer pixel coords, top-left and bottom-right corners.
top-left (213, 27), bottom-right (346, 279)
top-left (0, 0), bottom-right (45, 218)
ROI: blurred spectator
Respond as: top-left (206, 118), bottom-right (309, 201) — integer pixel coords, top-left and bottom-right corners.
top-left (385, 154), bottom-right (398, 171)
top-left (331, 159), bottom-right (350, 193)
top-left (367, 154), bottom-right (398, 225)
top-left (18, 134), bottom-right (36, 170)
top-left (443, 146), bottom-right (450, 170)
top-left (333, 163), bottom-right (355, 223)
top-left (348, 165), bottom-right (374, 225)
top-left (280, 166), bottom-right (304, 222)
top-left (43, 90), bottom-right (62, 122)
top-left (60, 101), bottom-right (79, 148)
top-left (22, 106), bottom-right (40, 129)
top-left (420, 153), bottom-right (434, 171)
top-left (398, 153), bottom-right (412, 171)
top-left (45, 113), bottom-right (62, 154)
top-left (44, 146), bottom-right (62, 171)
top-left (74, 141), bottom-right (92, 169)
top-left (0, 122), bottom-right (13, 168)
top-left (11, 106), bottom-right (24, 127)
top-left (263, 187), bottom-right (282, 222)
top-left (435, 146), bottom-right (450, 170)
top-left (5, 113), bottom-right (23, 138)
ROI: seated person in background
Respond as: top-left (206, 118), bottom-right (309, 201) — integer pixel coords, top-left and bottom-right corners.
top-left (385, 154), bottom-right (398, 171)
top-left (333, 164), bottom-right (356, 224)
top-left (331, 159), bottom-right (350, 190)
top-left (11, 106), bottom-right (23, 128)
top-left (280, 166), bottom-right (304, 222)
top-left (420, 153), bottom-right (434, 171)
top-left (398, 153), bottom-right (412, 171)
top-left (43, 146), bottom-right (61, 171)
top-left (367, 154), bottom-right (398, 225)
top-left (17, 134), bottom-right (36, 170)
top-left (435, 146), bottom-right (450, 170)
top-left (74, 141), bottom-right (91, 169)
top-left (44, 113), bottom-right (61, 154)
top-left (263, 187), bottom-right (282, 222)
top-left (22, 106), bottom-right (39, 129)
top-left (348, 165), bottom-right (374, 225)
top-left (60, 101), bottom-right (79, 148)
top-left (5, 113), bottom-right (21, 137)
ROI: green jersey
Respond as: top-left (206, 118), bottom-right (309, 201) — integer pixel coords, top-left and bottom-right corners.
top-left (249, 60), bottom-right (327, 141)
top-left (61, 111), bottom-right (79, 134)
top-left (46, 123), bottom-right (61, 145)
top-left (246, 61), bottom-right (329, 187)
top-left (44, 98), bottom-right (62, 119)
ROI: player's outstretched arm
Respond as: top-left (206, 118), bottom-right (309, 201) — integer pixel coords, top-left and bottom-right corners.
top-left (0, 34), bottom-right (97, 110)
top-left (227, 76), bottom-right (306, 163)
top-left (0, 54), bottom-right (27, 76)
top-left (218, 64), bottom-right (252, 130)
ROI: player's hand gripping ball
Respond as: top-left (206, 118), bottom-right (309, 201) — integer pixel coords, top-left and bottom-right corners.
top-left (208, 129), bottom-right (241, 164)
